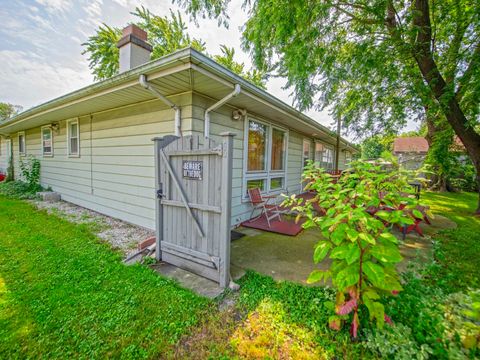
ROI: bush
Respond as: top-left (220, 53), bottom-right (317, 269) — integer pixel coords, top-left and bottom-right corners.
top-left (283, 160), bottom-right (425, 337)
top-left (19, 155), bottom-right (41, 192)
top-left (363, 323), bottom-right (433, 359)
top-left (0, 180), bottom-right (41, 199)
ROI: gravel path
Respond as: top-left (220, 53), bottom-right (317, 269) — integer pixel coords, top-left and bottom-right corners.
top-left (31, 199), bottom-right (154, 255)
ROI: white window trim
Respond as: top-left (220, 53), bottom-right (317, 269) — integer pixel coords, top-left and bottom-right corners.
top-left (18, 131), bottom-right (26, 156)
top-left (41, 126), bottom-right (53, 157)
top-left (242, 116), bottom-right (289, 199)
top-left (302, 138), bottom-right (312, 168)
top-left (66, 118), bottom-right (80, 157)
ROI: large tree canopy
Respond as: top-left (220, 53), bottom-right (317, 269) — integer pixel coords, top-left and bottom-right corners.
top-left (177, 0), bottom-right (480, 212)
top-left (82, 6), bottom-right (266, 87)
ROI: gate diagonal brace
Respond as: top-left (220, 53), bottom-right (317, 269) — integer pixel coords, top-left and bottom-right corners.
top-left (159, 149), bottom-right (205, 238)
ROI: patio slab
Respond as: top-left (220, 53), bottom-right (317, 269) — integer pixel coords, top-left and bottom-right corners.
top-left (231, 215), bottom-right (456, 285)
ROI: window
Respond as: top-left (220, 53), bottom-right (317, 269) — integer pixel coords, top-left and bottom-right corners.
top-left (271, 128), bottom-right (286, 171)
top-left (314, 142), bottom-right (324, 164)
top-left (41, 126), bottom-right (53, 156)
top-left (247, 120), bottom-right (267, 171)
top-left (345, 150), bottom-right (352, 164)
top-left (244, 118), bottom-right (288, 196)
top-left (322, 146), bottom-right (334, 170)
top-left (18, 131), bottom-right (26, 156)
top-left (303, 139), bottom-right (312, 167)
top-left (67, 119), bottom-right (80, 156)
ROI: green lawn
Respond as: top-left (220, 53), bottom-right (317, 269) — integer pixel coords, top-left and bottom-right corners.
top-left (1, 191), bottom-right (479, 359)
top-left (422, 191), bottom-right (480, 291)
top-left (0, 196), bottom-right (210, 359)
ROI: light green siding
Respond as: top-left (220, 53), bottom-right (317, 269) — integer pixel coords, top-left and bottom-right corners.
top-left (5, 93), bottom-right (193, 229)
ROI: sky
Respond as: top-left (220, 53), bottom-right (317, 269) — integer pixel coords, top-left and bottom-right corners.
top-left (0, 0), bottom-right (417, 141)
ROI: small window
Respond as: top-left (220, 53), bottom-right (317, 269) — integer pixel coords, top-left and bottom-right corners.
top-left (67, 119), bottom-right (80, 156)
top-left (18, 131), bottom-right (26, 156)
top-left (303, 139), bottom-right (312, 167)
top-left (42, 126), bottom-right (53, 156)
top-left (345, 150), bottom-right (352, 164)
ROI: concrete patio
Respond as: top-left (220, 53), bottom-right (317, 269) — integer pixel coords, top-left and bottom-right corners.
top-left (230, 214), bottom-right (457, 285)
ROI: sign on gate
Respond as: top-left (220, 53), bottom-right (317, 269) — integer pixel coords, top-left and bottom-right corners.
top-left (182, 160), bottom-right (203, 180)
top-left (153, 133), bottom-right (235, 288)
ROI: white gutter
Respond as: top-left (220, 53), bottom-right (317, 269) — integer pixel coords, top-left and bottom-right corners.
top-left (139, 74), bottom-right (181, 136)
top-left (204, 84), bottom-right (241, 138)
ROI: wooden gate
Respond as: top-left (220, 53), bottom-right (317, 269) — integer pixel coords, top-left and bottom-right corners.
top-left (153, 133), bottom-right (235, 287)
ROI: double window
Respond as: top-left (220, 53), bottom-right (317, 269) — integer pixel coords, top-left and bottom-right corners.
top-left (314, 141), bottom-right (335, 170)
top-left (18, 131), bottom-right (26, 156)
top-left (67, 119), bottom-right (80, 157)
top-left (245, 118), bottom-right (287, 195)
top-left (41, 126), bottom-right (53, 156)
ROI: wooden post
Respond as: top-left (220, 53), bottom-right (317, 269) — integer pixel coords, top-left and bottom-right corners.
top-left (335, 117), bottom-right (341, 172)
top-left (153, 137), bottom-right (163, 262)
top-left (153, 135), bottom-right (178, 262)
top-left (219, 132), bottom-right (235, 288)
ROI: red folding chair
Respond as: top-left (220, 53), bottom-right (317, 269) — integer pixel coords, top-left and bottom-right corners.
top-left (247, 188), bottom-right (281, 227)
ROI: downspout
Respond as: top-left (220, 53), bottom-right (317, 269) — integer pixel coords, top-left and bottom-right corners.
top-left (204, 84), bottom-right (241, 138)
top-left (139, 74), bottom-right (181, 137)
top-left (334, 117), bottom-right (341, 172)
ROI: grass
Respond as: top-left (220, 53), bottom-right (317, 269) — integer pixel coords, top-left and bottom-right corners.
top-left (0, 196), bottom-right (210, 359)
top-left (0, 190), bottom-right (479, 359)
top-left (422, 191), bottom-right (480, 291)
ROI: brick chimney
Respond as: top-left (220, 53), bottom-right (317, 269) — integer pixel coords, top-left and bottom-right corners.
top-left (117, 24), bottom-right (152, 72)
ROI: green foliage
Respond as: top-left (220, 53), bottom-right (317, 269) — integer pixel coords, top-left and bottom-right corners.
top-left (0, 181), bottom-right (39, 199)
top-left (236, 271), bottom-right (363, 358)
top-left (19, 155), bottom-right (41, 192)
top-left (283, 160), bottom-right (425, 337)
top-left (422, 191), bottom-right (480, 291)
top-left (0, 102), bottom-right (22, 122)
top-left (239, 0), bottom-right (480, 133)
top-left (82, 7), bottom-right (206, 81)
top-left (213, 45), bottom-right (267, 88)
top-left (442, 290), bottom-right (480, 353)
top-left (133, 7), bottom-right (206, 59)
top-left (0, 196), bottom-right (210, 358)
top-left (81, 24), bottom-right (121, 81)
top-left (173, 0), bottom-right (230, 27)
top-left (361, 135), bottom-right (395, 160)
top-left (81, 6), bottom-right (267, 89)
top-left (363, 323), bottom-right (433, 360)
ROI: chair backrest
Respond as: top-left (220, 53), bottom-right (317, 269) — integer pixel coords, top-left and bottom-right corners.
top-left (248, 188), bottom-right (264, 205)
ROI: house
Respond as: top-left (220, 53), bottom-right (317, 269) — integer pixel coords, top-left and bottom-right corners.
top-left (0, 25), bottom-right (357, 230)
top-left (393, 137), bottom-right (429, 170)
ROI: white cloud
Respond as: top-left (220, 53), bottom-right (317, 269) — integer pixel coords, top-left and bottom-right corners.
top-left (0, 50), bottom-right (91, 109)
top-left (34, 0), bottom-right (73, 14)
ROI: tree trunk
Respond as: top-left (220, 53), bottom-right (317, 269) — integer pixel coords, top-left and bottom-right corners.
top-left (413, 0), bottom-right (480, 213)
